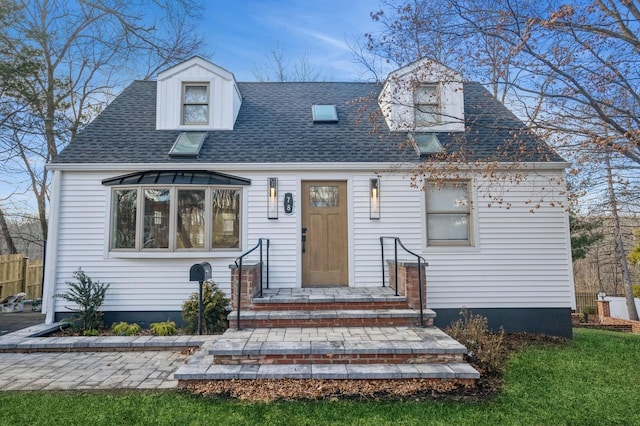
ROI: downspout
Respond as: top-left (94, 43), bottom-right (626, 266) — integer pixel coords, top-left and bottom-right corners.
top-left (43, 169), bottom-right (62, 324)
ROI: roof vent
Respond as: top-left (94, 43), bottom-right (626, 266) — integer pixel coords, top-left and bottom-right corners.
top-left (312, 105), bottom-right (338, 123)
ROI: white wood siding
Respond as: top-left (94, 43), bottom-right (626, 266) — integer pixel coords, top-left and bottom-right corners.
top-left (351, 170), bottom-right (574, 309)
top-left (156, 58), bottom-right (241, 130)
top-left (379, 59), bottom-right (465, 133)
top-left (47, 167), bottom-right (573, 314)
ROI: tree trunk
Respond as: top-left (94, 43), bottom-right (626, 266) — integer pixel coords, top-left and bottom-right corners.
top-left (605, 150), bottom-right (639, 321)
top-left (0, 206), bottom-right (17, 254)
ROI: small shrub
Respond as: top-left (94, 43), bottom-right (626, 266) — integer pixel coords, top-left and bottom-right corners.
top-left (111, 322), bottom-right (142, 336)
top-left (581, 306), bottom-right (596, 322)
top-left (150, 320), bottom-right (177, 336)
top-left (182, 280), bottom-right (231, 334)
top-left (82, 329), bottom-right (99, 336)
top-left (445, 308), bottom-right (505, 373)
top-left (632, 285), bottom-right (640, 298)
top-left (55, 268), bottom-right (110, 333)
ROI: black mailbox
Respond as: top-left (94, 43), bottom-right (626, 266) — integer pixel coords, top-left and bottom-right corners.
top-left (190, 262), bottom-right (212, 282)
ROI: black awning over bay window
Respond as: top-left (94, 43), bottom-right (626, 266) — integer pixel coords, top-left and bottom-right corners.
top-left (102, 170), bottom-right (251, 186)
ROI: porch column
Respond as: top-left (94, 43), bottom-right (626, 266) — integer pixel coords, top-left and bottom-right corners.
top-left (229, 263), bottom-right (262, 310)
top-left (388, 261), bottom-right (427, 310)
top-left (597, 299), bottom-right (611, 321)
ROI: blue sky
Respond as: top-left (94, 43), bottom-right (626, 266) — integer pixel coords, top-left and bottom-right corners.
top-left (199, 0), bottom-right (381, 81)
top-left (1, 1), bottom-right (382, 212)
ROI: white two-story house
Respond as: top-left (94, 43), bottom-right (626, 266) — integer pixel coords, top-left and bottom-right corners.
top-left (43, 57), bottom-right (575, 337)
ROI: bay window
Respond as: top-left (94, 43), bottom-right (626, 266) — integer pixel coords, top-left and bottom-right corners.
top-left (212, 189), bottom-right (240, 249)
top-left (143, 189), bottom-right (171, 249)
top-left (177, 189), bottom-right (206, 249)
top-left (110, 186), bottom-right (241, 251)
top-left (111, 189), bottom-right (137, 249)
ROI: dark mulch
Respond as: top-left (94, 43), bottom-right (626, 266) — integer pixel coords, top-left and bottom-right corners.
top-left (46, 327), bottom-right (156, 337)
top-left (32, 321), bottom-right (570, 402)
top-left (181, 333), bottom-right (569, 402)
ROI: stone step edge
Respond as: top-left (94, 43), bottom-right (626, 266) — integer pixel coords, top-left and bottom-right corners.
top-left (252, 295), bottom-right (408, 304)
top-left (209, 339), bottom-right (467, 356)
top-left (0, 335), bottom-right (209, 352)
top-left (228, 308), bottom-right (435, 321)
top-left (175, 362), bottom-right (480, 380)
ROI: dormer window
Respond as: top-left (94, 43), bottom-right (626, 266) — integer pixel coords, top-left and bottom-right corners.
top-left (182, 83), bottom-right (209, 125)
top-left (414, 84), bottom-right (440, 127)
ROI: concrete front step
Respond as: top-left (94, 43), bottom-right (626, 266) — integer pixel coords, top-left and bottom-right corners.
top-left (210, 326), bottom-right (467, 365)
top-left (228, 308), bottom-right (435, 328)
top-left (175, 362), bottom-right (479, 381)
top-left (251, 287), bottom-right (409, 311)
top-left (174, 325), bottom-right (480, 382)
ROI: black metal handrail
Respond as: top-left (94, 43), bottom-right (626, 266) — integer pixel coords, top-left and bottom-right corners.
top-left (380, 236), bottom-right (428, 326)
top-left (233, 238), bottom-right (270, 330)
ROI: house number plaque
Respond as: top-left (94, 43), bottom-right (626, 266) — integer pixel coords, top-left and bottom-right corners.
top-left (284, 193), bottom-right (294, 214)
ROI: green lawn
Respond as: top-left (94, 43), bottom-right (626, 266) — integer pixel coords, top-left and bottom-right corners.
top-left (1, 328), bottom-right (639, 425)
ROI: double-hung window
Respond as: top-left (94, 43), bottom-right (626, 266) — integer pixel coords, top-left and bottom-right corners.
top-left (182, 83), bottom-right (209, 125)
top-left (425, 181), bottom-right (472, 246)
top-left (111, 186), bottom-right (241, 251)
top-left (414, 84), bottom-right (440, 127)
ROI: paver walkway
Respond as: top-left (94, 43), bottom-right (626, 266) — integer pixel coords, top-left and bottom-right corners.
top-left (0, 351), bottom-right (188, 390)
top-left (0, 322), bottom-right (218, 391)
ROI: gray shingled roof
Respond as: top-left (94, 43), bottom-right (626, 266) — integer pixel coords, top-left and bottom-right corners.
top-left (52, 80), bottom-right (563, 164)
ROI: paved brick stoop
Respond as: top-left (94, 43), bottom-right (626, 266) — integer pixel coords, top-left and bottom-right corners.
top-left (175, 288), bottom-right (480, 384)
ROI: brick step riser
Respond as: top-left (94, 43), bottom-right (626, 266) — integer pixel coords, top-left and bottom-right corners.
top-left (229, 317), bottom-right (431, 328)
top-left (251, 301), bottom-right (410, 311)
top-left (213, 353), bottom-right (464, 365)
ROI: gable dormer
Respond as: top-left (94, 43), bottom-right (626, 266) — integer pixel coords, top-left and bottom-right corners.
top-left (379, 58), bottom-right (464, 133)
top-left (156, 56), bottom-right (242, 130)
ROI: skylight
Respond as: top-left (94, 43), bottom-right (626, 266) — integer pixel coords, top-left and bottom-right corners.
top-left (312, 105), bottom-right (338, 123)
top-left (169, 132), bottom-right (206, 157)
top-left (412, 133), bottom-right (443, 155)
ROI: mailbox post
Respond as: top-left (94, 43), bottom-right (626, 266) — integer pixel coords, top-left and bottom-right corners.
top-left (189, 262), bottom-right (212, 335)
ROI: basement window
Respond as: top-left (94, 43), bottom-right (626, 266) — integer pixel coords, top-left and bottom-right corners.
top-left (312, 105), bottom-right (338, 123)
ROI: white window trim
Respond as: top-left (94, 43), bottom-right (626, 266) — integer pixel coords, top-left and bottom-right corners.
top-left (414, 83), bottom-right (441, 129)
top-left (181, 82), bottom-right (210, 126)
top-left (108, 185), bottom-right (242, 253)
top-left (422, 180), bottom-right (479, 252)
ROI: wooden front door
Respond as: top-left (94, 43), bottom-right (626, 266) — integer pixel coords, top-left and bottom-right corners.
top-left (302, 181), bottom-right (348, 287)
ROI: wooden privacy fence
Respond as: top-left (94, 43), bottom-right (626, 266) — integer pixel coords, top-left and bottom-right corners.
top-left (0, 253), bottom-right (43, 300)
top-left (575, 291), bottom-right (597, 314)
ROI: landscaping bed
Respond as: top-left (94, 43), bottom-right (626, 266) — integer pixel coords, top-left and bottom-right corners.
top-left (180, 332), bottom-right (569, 402)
